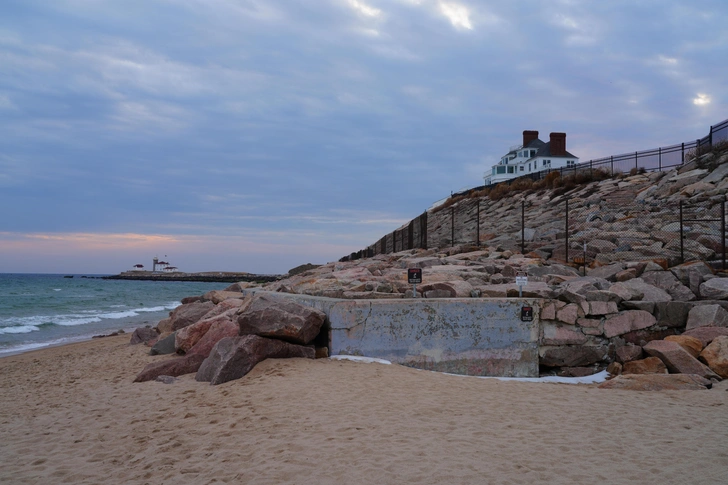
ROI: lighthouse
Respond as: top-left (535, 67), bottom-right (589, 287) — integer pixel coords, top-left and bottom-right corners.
top-left (153, 257), bottom-right (159, 273)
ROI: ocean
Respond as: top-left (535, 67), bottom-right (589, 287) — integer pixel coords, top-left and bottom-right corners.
top-left (0, 274), bottom-right (229, 356)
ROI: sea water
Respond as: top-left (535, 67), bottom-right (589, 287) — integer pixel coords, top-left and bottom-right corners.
top-left (0, 274), bottom-right (229, 356)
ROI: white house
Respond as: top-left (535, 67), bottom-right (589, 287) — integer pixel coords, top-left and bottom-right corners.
top-left (484, 130), bottom-right (579, 186)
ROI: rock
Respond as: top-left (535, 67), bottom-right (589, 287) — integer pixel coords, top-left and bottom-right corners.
top-left (175, 309), bottom-right (237, 354)
top-left (556, 304), bottom-right (581, 325)
top-left (621, 328), bottom-right (678, 346)
top-left (622, 357), bottom-right (668, 375)
top-left (526, 264), bottom-right (580, 278)
top-left (541, 323), bottom-right (588, 345)
top-left (587, 263), bottom-right (624, 281)
top-left (238, 296), bottom-right (326, 345)
top-left (615, 268), bottom-right (638, 282)
top-left (685, 304), bottom-right (728, 330)
top-left (618, 278), bottom-right (672, 302)
top-left (670, 261), bottom-right (713, 295)
top-left (196, 335), bottom-right (315, 385)
top-left (682, 327), bottom-right (728, 347)
top-left (134, 354), bottom-right (207, 382)
top-left (615, 345), bottom-right (643, 363)
top-left (539, 346), bottom-right (608, 367)
top-left (643, 340), bottom-right (720, 380)
top-left (585, 301), bottom-right (618, 316)
top-left (187, 316), bottom-right (240, 358)
top-left (608, 282), bottom-right (644, 302)
top-left (169, 301), bottom-right (216, 331)
top-left (149, 332), bottom-right (178, 356)
top-left (202, 290), bottom-right (245, 304)
top-left (606, 361), bottom-right (622, 376)
top-left (400, 257), bottom-right (442, 269)
top-left (155, 375), bottom-right (177, 384)
top-left (597, 374), bottom-right (710, 391)
top-left (603, 310), bottom-right (656, 338)
top-left (156, 317), bottom-right (173, 334)
top-left (700, 278), bottom-right (728, 300)
top-left (129, 327), bottom-right (159, 345)
top-left (653, 301), bottom-right (695, 328)
top-left (699, 336), bottom-right (728, 378)
top-left (640, 271), bottom-right (679, 291)
top-left (180, 296), bottom-right (202, 304)
top-left (424, 289), bottom-right (453, 298)
top-left (664, 335), bottom-right (703, 359)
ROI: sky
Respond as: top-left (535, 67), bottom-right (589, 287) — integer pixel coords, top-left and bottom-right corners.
top-left (1, 0), bottom-right (726, 275)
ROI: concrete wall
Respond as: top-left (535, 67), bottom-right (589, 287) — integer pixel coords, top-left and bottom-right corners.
top-left (242, 290), bottom-right (540, 377)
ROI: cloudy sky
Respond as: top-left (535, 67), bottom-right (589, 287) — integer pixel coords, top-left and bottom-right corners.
top-left (1, 0), bottom-right (726, 274)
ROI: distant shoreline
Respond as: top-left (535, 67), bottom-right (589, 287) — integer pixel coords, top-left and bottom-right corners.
top-left (104, 271), bottom-right (283, 283)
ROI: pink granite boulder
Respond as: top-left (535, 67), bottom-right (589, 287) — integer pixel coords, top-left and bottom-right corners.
top-left (196, 335), bottom-right (315, 385)
top-left (699, 336), bottom-right (728, 378)
top-left (622, 357), bottom-right (668, 375)
top-left (169, 300), bottom-right (215, 331)
top-left (643, 340), bottom-right (720, 380)
top-left (238, 296), bottom-right (326, 345)
top-left (603, 310), bottom-right (656, 338)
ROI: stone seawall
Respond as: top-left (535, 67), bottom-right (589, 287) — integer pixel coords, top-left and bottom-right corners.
top-left (241, 290), bottom-right (540, 377)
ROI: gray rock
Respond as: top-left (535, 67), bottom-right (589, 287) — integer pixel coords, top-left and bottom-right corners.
top-left (653, 301), bottom-right (696, 328)
top-left (539, 345), bottom-right (609, 367)
top-left (700, 278), bottom-right (728, 300)
top-left (150, 331), bottom-right (178, 356)
top-left (618, 278), bottom-right (672, 302)
top-left (686, 304), bottom-right (728, 330)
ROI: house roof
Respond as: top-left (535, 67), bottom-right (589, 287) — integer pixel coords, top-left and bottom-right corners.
top-left (535, 141), bottom-right (577, 159)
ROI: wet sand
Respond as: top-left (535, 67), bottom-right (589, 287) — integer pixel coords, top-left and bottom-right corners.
top-left (1, 335), bottom-right (727, 484)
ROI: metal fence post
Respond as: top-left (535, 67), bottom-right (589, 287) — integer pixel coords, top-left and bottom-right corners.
top-left (635, 151), bottom-right (638, 171)
top-left (610, 156), bottom-right (614, 176)
top-left (679, 201), bottom-right (684, 263)
top-left (681, 143), bottom-right (685, 163)
top-left (565, 199), bottom-right (569, 263)
top-left (658, 147), bottom-right (662, 171)
top-left (710, 125), bottom-right (714, 149)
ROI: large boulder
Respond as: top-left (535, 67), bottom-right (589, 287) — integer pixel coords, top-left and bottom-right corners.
top-left (643, 340), bottom-right (720, 380)
top-left (175, 309), bottom-right (238, 354)
top-left (615, 345), bottom-right (643, 363)
top-left (539, 345), bottom-right (608, 367)
top-left (670, 261), bottom-right (713, 296)
top-left (129, 326), bottom-right (159, 345)
top-left (149, 331), bottom-right (177, 356)
top-left (618, 279), bottom-right (672, 302)
top-left (169, 300), bottom-right (215, 331)
top-left (196, 335), bottom-right (315, 385)
top-left (186, 315), bottom-right (240, 358)
top-left (598, 374), bottom-right (711, 391)
top-left (622, 357), bottom-right (668, 375)
top-left (700, 278), bottom-right (728, 300)
top-left (699, 336), bottom-right (728, 378)
top-left (683, 327), bottom-right (728, 347)
top-left (664, 335), bottom-right (703, 358)
top-left (134, 354), bottom-right (207, 382)
top-left (541, 323), bottom-right (588, 345)
top-left (420, 280), bottom-right (474, 298)
top-left (603, 310), bottom-right (656, 338)
top-left (238, 296), bottom-right (326, 345)
top-left (652, 301), bottom-right (695, 328)
top-left (685, 304), bottom-right (728, 330)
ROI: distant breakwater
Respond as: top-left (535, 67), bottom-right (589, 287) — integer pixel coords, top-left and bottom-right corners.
top-left (105, 272), bottom-right (283, 283)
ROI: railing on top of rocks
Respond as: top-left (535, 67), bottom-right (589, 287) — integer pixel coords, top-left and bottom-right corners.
top-left (341, 121), bottom-right (728, 271)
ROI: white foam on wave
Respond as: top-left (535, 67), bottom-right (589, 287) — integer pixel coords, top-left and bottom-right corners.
top-left (98, 310), bottom-right (139, 319)
top-left (54, 316), bottom-right (103, 326)
top-left (0, 335), bottom-right (89, 356)
top-left (0, 325), bottom-right (41, 335)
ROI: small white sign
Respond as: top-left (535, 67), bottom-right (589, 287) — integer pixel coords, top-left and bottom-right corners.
top-left (515, 276), bottom-right (528, 287)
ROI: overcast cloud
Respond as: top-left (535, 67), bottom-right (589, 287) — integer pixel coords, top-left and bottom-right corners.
top-left (1, 0), bottom-right (726, 274)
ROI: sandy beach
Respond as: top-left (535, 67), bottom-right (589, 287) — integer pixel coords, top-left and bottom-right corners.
top-left (1, 336), bottom-right (727, 485)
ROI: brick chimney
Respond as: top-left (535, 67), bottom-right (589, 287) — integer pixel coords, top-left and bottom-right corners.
top-left (523, 130), bottom-right (538, 147)
top-left (550, 132), bottom-right (566, 156)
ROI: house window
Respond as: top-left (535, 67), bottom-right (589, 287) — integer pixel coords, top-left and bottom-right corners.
top-left (528, 163), bottom-right (531, 171)
top-left (520, 166), bottom-right (524, 171)
top-left (508, 166), bottom-right (515, 173)
top-left (531, 150), bottom-right (536, 157)
top-left (496, 166), bottom-right (506, 174)
top-left (567, 160), bottom-right (575, 168)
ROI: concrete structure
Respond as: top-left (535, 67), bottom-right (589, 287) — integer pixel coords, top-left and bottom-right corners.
top-left (484, 130), bottom-right (579, 186)
top-left (242, 290), bottom-right (540, 377)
